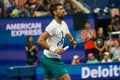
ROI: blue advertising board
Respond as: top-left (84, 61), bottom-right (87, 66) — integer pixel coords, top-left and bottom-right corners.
top-left (37, 62), bottom-right (120, 80)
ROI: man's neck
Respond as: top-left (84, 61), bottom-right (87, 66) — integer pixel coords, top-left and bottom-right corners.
top-left (54, 16), bottom-right (62, 24)
top-left (105, 58), bottom-right (110, 62)
top-left (85, 27), bottom-right (91, 29)
top-left (98, 34), bottom-right (103, 37)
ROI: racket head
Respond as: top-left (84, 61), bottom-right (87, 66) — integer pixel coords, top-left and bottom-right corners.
top-left (74, 28), bottom-right (95, 44)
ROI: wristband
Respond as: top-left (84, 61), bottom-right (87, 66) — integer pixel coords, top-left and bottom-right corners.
top-left (71, 39), bottom-right (75, 42)
top-left (70, 39), bottom-right (75, 44)
top-left (49, 47), bottom-right (56, 53)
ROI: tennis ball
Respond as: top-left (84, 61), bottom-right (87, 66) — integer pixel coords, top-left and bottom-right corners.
top-left (11, 9), bottom-right (19, 16)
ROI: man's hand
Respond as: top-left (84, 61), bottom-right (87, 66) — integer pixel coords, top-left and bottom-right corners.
top-left (54, 48), bottom-right (64, 54)
top-left (29, 45), bottom-right (36, 52)
top-left (73, 41), bottom-right (77, 48)
top-left (71, 40), bottom-right (77, 48)
top-left (99, 48), bottom-right (103, 52)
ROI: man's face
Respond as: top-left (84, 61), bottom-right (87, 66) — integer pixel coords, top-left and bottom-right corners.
top-left (75, 58), bottom-right (80, 63)
top-left (85, 22), bottom-right (90, 28)
top-left (11, 1), bottom-right (16, 6)
top-left (98, 28), bottom-right (103, 34)
top-left (55, 5), bottom-right (65, 19)
top-left (29, 36), bottom-right (33, 42)
top-left (21, 7), bottom-right (25, 12)
top-left (104, 55), bottom-right (109, 60)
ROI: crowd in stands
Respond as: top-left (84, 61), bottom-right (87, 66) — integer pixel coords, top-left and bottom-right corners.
top-left (0, 0), bottom-right (80, 18)
top-left (72, 15), bottom-right (120, 65)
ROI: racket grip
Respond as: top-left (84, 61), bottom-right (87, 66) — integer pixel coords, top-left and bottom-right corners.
top-left (63, 46), bottom-right (69, 51)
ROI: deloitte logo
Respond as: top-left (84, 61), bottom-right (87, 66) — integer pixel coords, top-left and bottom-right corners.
top-left (81, 65), bottom-right (120, 79)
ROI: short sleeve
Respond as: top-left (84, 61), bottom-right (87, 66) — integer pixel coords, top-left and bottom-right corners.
top-left (103, 36), bottom-right (107, 41)
top-left (45, 24), bottom-right (55, 36)
top-left (63, 21), bottom-right (70, 34)
top-left (66, 26), bottom-right (70, 34)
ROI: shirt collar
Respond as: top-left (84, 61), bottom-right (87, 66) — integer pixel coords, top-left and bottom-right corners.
top-left (53, 19), bottom-right (62, 27)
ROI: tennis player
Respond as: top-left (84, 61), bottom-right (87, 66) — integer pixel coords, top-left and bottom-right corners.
top-left (37, 2), bottom-right (76, 80)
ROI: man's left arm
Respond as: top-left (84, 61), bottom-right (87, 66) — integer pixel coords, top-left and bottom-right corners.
top-left (66, 33), bottom-right (77, 48)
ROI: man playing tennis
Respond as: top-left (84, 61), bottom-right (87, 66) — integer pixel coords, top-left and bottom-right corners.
top-left (37, 2), bottom-right (76, 80)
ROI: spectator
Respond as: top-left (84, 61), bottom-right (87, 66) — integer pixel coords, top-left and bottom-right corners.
top-left (101, 52), bottom-right (112, 63)
top-left (35, 0), bottom-right (46, 12)
top-left (4, 0), bottom-right (11, 7)
top-left (87, 53), bottom-right (99, 64)
top-left (44, 0), bottom-right (51, 11)
top-left (94, 27), bottom-right (107, 61)
top-left (82, 20), bottom-right (96, 60)
top-left (107, 17), bottom-right (115, 33)
top-left (111, 39), bottom-right (120, 62)
top-left (29, 5), bottom-right (35, 16)
top-left (64, 1), bottom-right (72, 14)
top-left (24, 2), bottom-right (30, 10)
top-left (25, 35), bottom-right (38, 65)
top-left (71, 55), bottom-right (81, 65)
top-left (3, 0), bottom-right (10, 17)
top-left (15, 0), bottom-right (27, 8)
top-left (27, 0), bottom-right (37, 5)
top-left (17, 5), bottom-right (30, 17)
top-left (71, 3), bottom-right (80, 14)
top-left (113, 15), bottom-right (120, 31)
top-left (33, 0), bottom-right (49, 17)
top-left (114, 15), bottom-right (120, 24)
top-left (29, 4), bottom-right (43, 17)
top-left (0, 0), bottom-right (3, 18)
top-left (0, 7), bottom-right (2, 18)
top-left (7, 0), bottom-right (19, 17)
top-left (107, 38), bottom-right (116, 59)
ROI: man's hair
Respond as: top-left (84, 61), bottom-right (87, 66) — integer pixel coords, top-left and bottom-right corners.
top-left (49, 2), bottom-right (62, 16)
top-left (85, 20), bottom-right (90, 23)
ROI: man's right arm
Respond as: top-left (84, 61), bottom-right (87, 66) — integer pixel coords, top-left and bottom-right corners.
top-left (37, 31), bottom-right (51, 50)
top-left (37, 31), bottom-right (64, 54)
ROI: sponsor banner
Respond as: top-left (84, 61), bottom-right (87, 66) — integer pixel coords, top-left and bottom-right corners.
top-left (37, 62), bottom-right (120, 79)
top-left (68, 62), bottom-right (120, 79)
top-left (6, 22), bottom-right (42, 37)
top-left (81, 64), bottom-right (120, 79)
top-left (0, 17), bottom-right (47, 38)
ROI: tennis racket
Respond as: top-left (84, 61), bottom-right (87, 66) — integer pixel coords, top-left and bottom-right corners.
top-left (63, 28), bottom-right (95, 51)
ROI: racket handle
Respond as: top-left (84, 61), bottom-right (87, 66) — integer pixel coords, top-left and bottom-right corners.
top-left (63, 46), bottom-right (69, 51)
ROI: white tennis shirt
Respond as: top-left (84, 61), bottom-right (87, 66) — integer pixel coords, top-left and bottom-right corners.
top-left (43, 19), bottom-right (70, 59)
